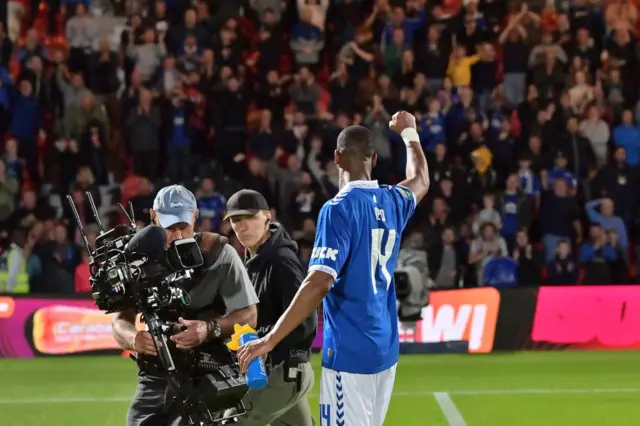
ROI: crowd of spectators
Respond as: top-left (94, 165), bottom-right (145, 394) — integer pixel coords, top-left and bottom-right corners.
top-left (1, 0), bottom-right (640, 295)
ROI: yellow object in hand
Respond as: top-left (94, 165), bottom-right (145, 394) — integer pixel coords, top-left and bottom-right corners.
top-left (226, 324), bottom-right (258, 351)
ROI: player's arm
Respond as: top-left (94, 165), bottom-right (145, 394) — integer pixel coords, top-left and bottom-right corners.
top-left (270, 254), bottom-right (318, 345)
top-left (264, 203), bottom-right (350, 349)
top-left (264, 270), bottom-right (332, 349)
top-left (391, 111), bottom-right (430, 203)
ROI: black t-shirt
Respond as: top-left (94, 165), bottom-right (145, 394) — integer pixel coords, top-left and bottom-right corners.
top-left (569, 6), bottom-right (591, 31)
top-left (502, 42), bottom-right (529, 74)
top-left (350, 41), bottom-right (374, 81)
top-left (539, 194), bottom-right (579, 237)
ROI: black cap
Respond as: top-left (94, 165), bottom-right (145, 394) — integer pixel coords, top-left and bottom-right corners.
top-left (224, 189), bottom-right (270, 220)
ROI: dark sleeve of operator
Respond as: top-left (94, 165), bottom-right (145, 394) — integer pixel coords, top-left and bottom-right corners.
top-left (268, 250), bottom-right (318, 364)
top-left (111, 245), bottom-right (258, 351)
top-left (192, 244), bottom-right (259, 337)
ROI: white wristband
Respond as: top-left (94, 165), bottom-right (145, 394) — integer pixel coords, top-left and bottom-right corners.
top-left (400, 128), bottom-right (420, 146)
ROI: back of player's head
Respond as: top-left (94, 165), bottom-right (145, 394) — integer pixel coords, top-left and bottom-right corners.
top-left (336, 125), bottom-right (375, 161)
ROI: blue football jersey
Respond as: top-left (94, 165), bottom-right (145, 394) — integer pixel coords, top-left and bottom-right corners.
top-left (197, 193), bottom-right (227, 232)
top-left (308, 180), bottom-right (416, 374)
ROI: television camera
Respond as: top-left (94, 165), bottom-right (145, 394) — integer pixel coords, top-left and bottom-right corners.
top-left (395, 245), bottom-right (431, 323)
top-left (66, 192), bottom-right (249, 425)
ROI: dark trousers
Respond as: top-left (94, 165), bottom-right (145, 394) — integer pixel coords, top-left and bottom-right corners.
top-left (0, 106), bottom-right (8, 137)
top-left (18, 138), bottom-right (39, 184)
top-left (127, 373), bottom-right (233, 426)
top-left (167, 146), bottom-right (190, 183)
top-left (224, 362), bottom-right (315, 426)
top-left (127, 374), bottom-right (172, 426)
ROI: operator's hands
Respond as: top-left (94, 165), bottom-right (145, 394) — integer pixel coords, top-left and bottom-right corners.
top-left (237, 335), bottom-right (275, 374)
top-left (133, 331), bottom-right (157, 356)
top-left (170, 317), bottom-right (208, 350)
top-left (389, 110), bottom-right (417, 134)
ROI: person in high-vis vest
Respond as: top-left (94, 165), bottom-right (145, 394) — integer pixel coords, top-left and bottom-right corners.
top-left (0, 229), bottom-right (31, 293)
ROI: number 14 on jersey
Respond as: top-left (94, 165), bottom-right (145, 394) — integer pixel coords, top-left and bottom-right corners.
top-left (370, 228), bottom-right (397, 294)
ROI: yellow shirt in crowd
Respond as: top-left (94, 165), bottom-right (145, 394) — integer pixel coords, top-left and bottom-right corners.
top-left (447, 54), bottom-right (480, 87)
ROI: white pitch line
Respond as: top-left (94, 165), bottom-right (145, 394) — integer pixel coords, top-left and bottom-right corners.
top-left (451, 387), bottom-right (640, 396)
top-left (0, 396), bottom-right (133, 404)
top-left (434, 392), bottom-right (467, 426)
top-left (2, 387), bottom-right (640, 405)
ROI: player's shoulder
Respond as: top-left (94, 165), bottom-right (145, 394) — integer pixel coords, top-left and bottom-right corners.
top-left (320, 196), bottom-right (350, 220)
top-left (319, 186), bottom-right (371, 226)
top-left (327, 185), bottom-right (359, 206)
top-left (380, 184), bottom-right (416, 203)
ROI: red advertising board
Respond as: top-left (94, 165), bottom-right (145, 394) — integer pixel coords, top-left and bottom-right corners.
top-left (398, 288), bottom-right (500, 353)
top-left (532, 286), bottom-right (640, 350)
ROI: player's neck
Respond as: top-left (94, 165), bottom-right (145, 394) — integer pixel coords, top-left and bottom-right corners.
top-left (339, 170), bottom-right (370, 189)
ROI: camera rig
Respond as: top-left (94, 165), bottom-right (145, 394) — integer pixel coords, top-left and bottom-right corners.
top-left (66, 192), bottom-right (249, 425)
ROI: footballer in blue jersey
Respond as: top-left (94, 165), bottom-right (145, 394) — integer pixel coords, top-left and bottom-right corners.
top-left (238, 112), bottom-right (430, 426)
top-left (309, 181), bottom-right (416, 374)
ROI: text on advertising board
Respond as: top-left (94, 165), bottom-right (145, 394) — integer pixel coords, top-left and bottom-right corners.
top-left (0, 297), bottom-right (326, 358)
top-left (398, 288), bottom-right (500, 353)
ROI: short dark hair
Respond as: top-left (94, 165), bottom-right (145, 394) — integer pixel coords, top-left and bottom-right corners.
top-left (336, 125), bottom-right (374, 159)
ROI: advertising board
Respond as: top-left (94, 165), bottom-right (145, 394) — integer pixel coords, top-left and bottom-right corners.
top-left (398, 288), bottom-right (500, 353)
top-left (0, 295), bottom-right (324, 358)
top-left (531, 286), bottom-right (640, 349)
top-left (5, 285), bottom-right (640, 358)
top-left (0, 296), bottom-right (121, 358)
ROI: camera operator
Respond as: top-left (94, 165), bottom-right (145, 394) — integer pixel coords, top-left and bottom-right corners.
top-left (111, 185), bottom-right (259, 426)
top-left (224, 189), bottom-right (317, 426)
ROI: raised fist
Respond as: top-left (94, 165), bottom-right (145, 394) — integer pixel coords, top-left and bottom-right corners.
top-left (389, 111), bottom-right (417, 134)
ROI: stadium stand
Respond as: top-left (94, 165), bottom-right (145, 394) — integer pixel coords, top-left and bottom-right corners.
top-left (1, 0), bottom-right (640, 294)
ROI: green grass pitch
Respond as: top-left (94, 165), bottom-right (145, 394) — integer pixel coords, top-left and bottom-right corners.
top-left (1, 350), bottom-right (640, 425)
